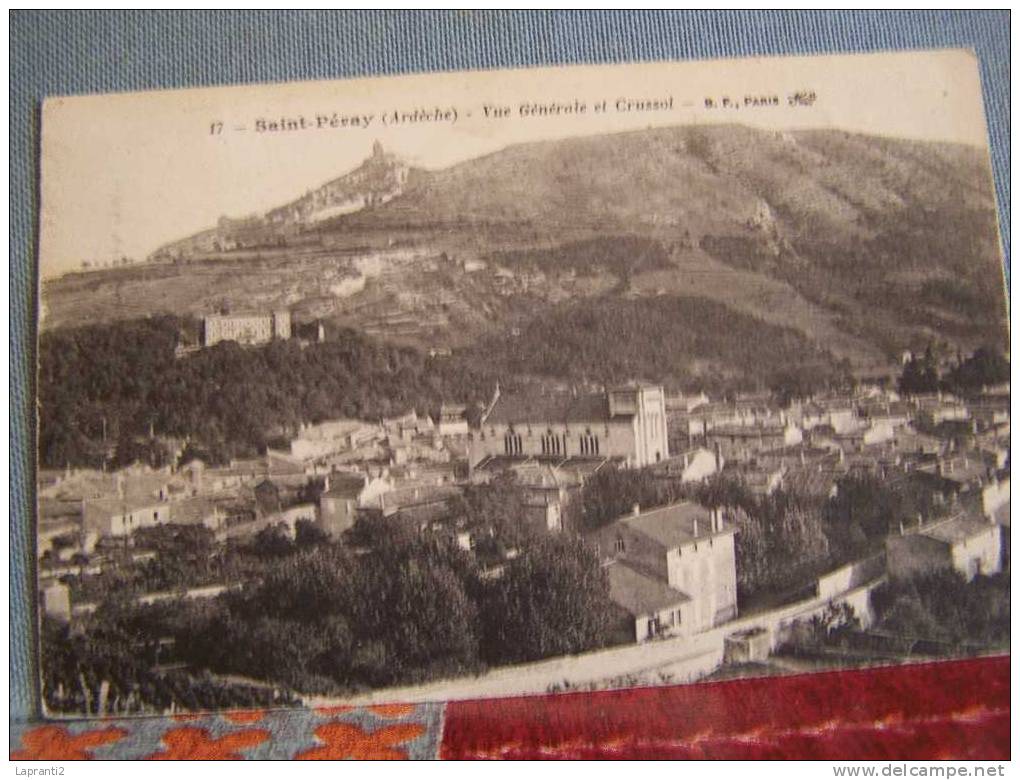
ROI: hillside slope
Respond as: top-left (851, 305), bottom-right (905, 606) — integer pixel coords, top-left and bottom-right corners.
top-left (46, 124), bottom-right (1009, 379)
top-left (334, 124), bottom-right (1007, 357)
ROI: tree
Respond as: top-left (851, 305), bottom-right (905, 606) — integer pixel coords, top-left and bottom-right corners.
top-left (242, 546), bottom-right (355, 623)
top-left (775, 505), bottom-right (830, 571)
top-left (134, 524), bottom-right (215, 556)
top-left (461, 476), bottom-right (533, 546)
top-left (694, 477), bottom-right (831, 596)
top-left (869, 569), bottom-right (1010, 648)
top-left (361, 557), bottom-right (480, 681)
top-left (294, 519), bottom-right (330, 548)
top-left (580, 465), bottom-right (673, 532)
top-left (730, 507), bottom-right (770, 595)
top-left (250, 524), bottom-right (294, 557)
top-left (946, 346), bottom-right (1010, 392)
top-left (825, 474), bottom-right (903, 548)
top-left (877, 595), bottom-right (942, 639)
top-left (348, 512), bottom-right (420, 552)
top-left (898, 346), bottom-right (939, 395)
top-left (220, 543), bottom-right (481, 688)
top-left (478, 535), bottom-right (614, 665)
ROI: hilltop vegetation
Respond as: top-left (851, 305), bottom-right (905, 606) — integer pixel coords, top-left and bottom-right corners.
top-left (488, 235), bottom-right (673, 282)
top-left (465, 294), bottom-right (851, 394)
top-left (38, 316), bottom-right (496, 468)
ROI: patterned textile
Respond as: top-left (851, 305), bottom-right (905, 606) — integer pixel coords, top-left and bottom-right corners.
top-left (11, 702), bottom-right (444, 760)
top-left (11, 656), bottom-right (1009, 760)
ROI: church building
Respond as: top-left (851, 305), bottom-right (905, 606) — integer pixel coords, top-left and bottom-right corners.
top-left (470, 384), bottom-right (669, 469)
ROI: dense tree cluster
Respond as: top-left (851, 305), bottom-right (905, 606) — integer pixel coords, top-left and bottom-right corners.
top-left (66, 524), bottom-right (300, 604)
top-left (46, 515), bottom-right (615, 713)
top-left (490, 236), bottom-right (672, 282)
top-left (871, 569), bottom-right (1010, 648)
top-left (39, 316), bottom-right (496, 468)
top-left (467, 295), bottom-right (845, 394)
top-left (823, 472), bottom-right (947, 562)
top-left (944, 346), bottom-right (1010, 392)
top-left (689, 476), bottom-right (833, 598)
top-left (477, 536), bottom-right (615, 664)
top-left (579, 466), bottom-right (675, 532)
top-left (898, 346), bottom-right (941, 395)
top-left (39, 297), bottom-right (857, 470)
top-left (41, 609), bottom-right (299, 716)
top-left (898, 344), bottom-right (1010, 396)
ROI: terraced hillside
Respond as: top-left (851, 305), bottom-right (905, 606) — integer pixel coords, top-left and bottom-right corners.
top-left (43, 124), bottom-right (1009, 383)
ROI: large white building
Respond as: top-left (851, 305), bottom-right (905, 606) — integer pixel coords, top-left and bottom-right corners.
top-left (83, 495), bottom-right (172, 537)
top-left (594, 501), bottom-right (738, 642)
top-left (470, 384), bottom-right (669, 468)
top-left (203, 309), bottom-right (291, 347)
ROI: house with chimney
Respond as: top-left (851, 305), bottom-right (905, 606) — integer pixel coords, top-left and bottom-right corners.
top-left (793, 400), bottom-right (857, 433)
top-left (169, 496), bottom-right (224, 531)
top-left (704, 421), bottom-right (803, 463)
top-left (317, 471), bottom-right (393, 537)
top-left (592, 501), bottom-right (738, 642)
top-left (886, 509), bottom-right (1003, 582)
top-left (83, 494), bottom-right (172, 538)
top-left (914, 455), bottom-right (999, 502)
top-left (81, 472), bottom-right (175, 538)
top-left (649, 445), bottom-right (721, 483)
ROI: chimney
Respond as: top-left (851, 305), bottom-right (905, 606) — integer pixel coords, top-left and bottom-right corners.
top-left (898, 520), bottom-right (905, 535)
top-left (116, 473), bottom-right (125, 499)
top-left (631, 503), bottom-right (641, 517)
top-left (711, 507), bottom-right (722, 532)
top-left (693, 517), bottom-right (699, 537)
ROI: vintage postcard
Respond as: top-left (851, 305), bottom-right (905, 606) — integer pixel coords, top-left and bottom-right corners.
top-left (36, 49), bottom-right (1009, 716)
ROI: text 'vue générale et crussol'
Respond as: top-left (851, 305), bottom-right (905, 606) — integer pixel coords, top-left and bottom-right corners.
top-left (483, 97), bottom-right (675, 119)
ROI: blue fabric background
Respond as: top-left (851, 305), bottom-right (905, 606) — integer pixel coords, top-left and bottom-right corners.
top-left (9, 10), bottom-right (1010, 723)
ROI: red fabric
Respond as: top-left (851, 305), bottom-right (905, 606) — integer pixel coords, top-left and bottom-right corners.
top-left (441, 656), bottom-right (1010, 760)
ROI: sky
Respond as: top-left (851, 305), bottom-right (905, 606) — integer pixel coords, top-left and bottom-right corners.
top-left (39, 48), bottom-right (992, 279)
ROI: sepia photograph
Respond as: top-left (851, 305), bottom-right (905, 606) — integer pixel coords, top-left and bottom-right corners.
top-left (33, 48), bottom-right (1009, 723)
